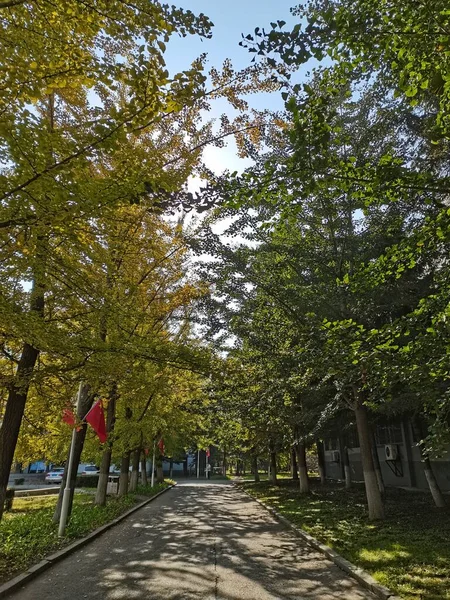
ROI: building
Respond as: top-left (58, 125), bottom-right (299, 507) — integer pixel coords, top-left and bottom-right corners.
top-left (323, 418), bottom-right (450, 491)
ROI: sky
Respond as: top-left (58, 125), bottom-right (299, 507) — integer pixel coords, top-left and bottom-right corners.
top-left (162, 0), bottom-right (299, 176)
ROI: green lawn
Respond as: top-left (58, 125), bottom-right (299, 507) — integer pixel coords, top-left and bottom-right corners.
top-left (233, 471), bottom-right (293, 481)
top-left (0, 482), bottom-right (171, 584)
top-left (243, 479), bottom-right (450, 600)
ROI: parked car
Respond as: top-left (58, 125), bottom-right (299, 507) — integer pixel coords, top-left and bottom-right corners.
top-left (45, 468), bottom-right (65, 484)
top-left (78, 464), bottom-right (100, 475)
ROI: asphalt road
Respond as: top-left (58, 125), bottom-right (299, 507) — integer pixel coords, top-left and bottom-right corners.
top-left (9, 481), bottom-right (376, 600)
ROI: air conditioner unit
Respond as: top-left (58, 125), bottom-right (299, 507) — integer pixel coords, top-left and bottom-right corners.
top-left (385, 444), bottom-right (398, 461)
top-left (330, 450), bottom-right (340, 463)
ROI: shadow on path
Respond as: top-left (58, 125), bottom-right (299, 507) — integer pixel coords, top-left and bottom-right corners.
top-left (9, 481), bottom-right (375, 600)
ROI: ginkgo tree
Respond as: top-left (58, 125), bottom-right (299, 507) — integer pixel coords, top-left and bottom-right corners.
top-left (0, 0), bottom-right (284, 517)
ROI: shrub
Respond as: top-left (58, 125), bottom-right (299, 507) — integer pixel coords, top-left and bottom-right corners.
top-left (75, 475), bottom-right (99, 488)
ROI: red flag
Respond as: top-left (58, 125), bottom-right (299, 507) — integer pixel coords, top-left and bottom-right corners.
top-left (158, 438), bottom-right (165, 455)
top-left (85, 400), bottom-right (107, 443)
top-left (62, 407), bottom-right (76, 427)
top-left (206, 448), bottom-right (210, 458)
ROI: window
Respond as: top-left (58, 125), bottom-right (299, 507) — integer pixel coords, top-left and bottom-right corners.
top-left (324, 438), bottom-right (338, 451)
top-left (375, 422), bottom-right (403, 445)
top-left (346, 427), bottom-right (360, 449)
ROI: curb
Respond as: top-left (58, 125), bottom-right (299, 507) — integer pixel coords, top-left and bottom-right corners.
top-left (14, 487), bottom-right (60, 498)
top-left (0, 484), bottom-right (175, 599)
top-left (238, 487), bottom-right (401, 600)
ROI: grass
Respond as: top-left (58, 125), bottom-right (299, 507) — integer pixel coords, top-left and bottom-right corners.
top-left (0, 481), bottom-right (172, 584)
top-left (243, 479), bottom-right (450, 600)
top-left (236, 471), bottom-right (318, 481)
top-left (210, 473), bottom-right (231, 480)
top-left (136, 480), bottom-right (174, 495)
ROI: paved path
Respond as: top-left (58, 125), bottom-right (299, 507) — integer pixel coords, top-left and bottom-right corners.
top-left (10, 482), bottom-right (375, 600)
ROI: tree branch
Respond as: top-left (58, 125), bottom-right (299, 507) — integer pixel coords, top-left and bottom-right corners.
top-left (0, 0), bottom-right (26, 8)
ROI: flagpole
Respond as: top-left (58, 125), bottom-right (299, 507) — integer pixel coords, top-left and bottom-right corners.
top-left (205, 448), bottom-right (209, 479)
top-left (150, 439), bottom-right (156, 487)
top-left (58, 382), bottom-right (83, 537)
top-left (196, 449), bottom-right (200, 479)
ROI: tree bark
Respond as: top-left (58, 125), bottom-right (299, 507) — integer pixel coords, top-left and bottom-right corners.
top-left (354, 402), bottom-right (385, 520)
top-left (316, 439), bottom-right (326, 485)
top-left (413, 418), bottom-right (446, 508)
top-left (252, 455), bottom-right (260, 483)
top-left (129, 449), bottom-right (140, 492)
top-left (338, 435), bottom-right (351, 488)
top-left (53, 383), bottom-right (92, 523)
top-left (118, 452), bottom-right (130, 497)
top-left (96, 447), bottom-right (113, 505)
top-left (422, 455), bottom-right (446, 508)
top-left (0, 277), bottom-right (44, 520)
top-left (295, 442), bottom-right (310, 494)
top-left (0, 343), bottom-right (40, 519)
top-left (268, 449), bottom-right (277, 485)
top-left (141, 453), bottom-right (148, 486)
top-left (291, 447), bottom-right (299, 480)
top-left (169, 457), bottom-right (173, 479)
top-left (343, 445), bottom-right (352, 489)
top-left (371, 428), bottom-right (385, 494)
top-left (95, 384), bottom-right (117, 506)
top-left (222, 448), bottom-right (227, 476)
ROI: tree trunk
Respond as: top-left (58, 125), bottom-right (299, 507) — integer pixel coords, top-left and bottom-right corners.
top-left (413, 418), bottom-right (446, 508)
top-left (316, 439), bottom-right (326, 485)
top-left (95, 447), bottom-right (112, 505)
top-left (291, 447), bottom-right (299, 480)
top-left (129, 449), bottom-right (140, 492)
top-left (371, 428), bottom-right (385, 494)
top-left (343, 445), bottom-right (352, 488)
top-left (222, 448), bottom-right (227, 476)
top-left (95, 384), bottom-right (117, 506)
top-left (339, 435), bottom-right (351, 488)
top-left (295, 442), bottom-right (310, 494)
top-left (354, 402), bottom-right (385, 520)
top-left (0, 274), bottom-right (44, 520)
top-left (253, 455), bottom-right (260, 482)
top-left (268, 450), bottom-right (277, 485)
top-left (169, 457), bottom-right (173, 479)
top-left (53, 383), bottom-right (92, 523)
top-left (422, 456), bottom-right (446, 508)
top-left (0, 343), bottom-right (40, 519)
top-left (141, 454), bottom-right (148, 487)
top-left (118, 452), bottom-right (130, 497)
top-left (156, 464), bottom-right (164, 483)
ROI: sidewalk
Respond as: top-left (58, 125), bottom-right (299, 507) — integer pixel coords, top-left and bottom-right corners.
top-left (6, 481), bottom-right (375, 600)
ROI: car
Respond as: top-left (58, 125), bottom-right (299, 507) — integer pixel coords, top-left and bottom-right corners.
top-left (45, 468), bottom-right (65, 484)
top-left (78, 464), bottom-right (100, 475)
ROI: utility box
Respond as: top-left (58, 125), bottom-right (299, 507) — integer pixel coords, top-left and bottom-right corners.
top-left (385, 444), bottom-right (398, 461)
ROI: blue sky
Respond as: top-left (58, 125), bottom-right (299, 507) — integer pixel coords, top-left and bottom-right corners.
top-left (163, 1), bottom-right (298, 175)
top-left (165, 1), bottom-right (296, 75)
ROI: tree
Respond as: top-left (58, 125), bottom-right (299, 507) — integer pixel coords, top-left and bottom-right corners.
top-left (0, 0), bottom-right (283, 517)
top-left (193, 71), bottom-right (443, 517)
